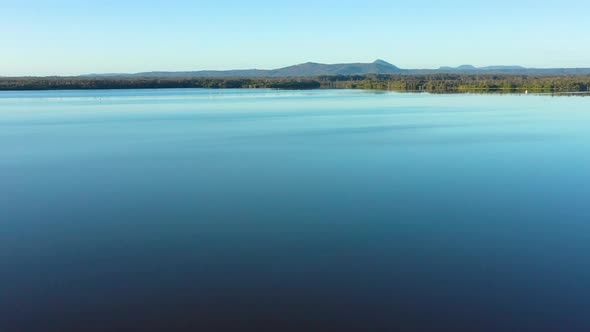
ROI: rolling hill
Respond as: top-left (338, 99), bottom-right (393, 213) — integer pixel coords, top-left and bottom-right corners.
top-left (68, 60), bottom-right (590, 78)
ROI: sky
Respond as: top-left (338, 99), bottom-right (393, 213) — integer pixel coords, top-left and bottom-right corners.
top-left (1, 0), bottom-right (589, 76)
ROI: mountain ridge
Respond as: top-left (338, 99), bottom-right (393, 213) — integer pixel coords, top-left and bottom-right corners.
top-left (69, 60), bottom-right (590, 78)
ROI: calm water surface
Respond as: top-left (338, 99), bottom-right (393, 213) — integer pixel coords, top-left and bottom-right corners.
top-left (1, 89), bottom-right (590, 331)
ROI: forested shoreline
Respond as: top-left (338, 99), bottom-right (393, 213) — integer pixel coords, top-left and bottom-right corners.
top-left (1, 74), bottom-right (589, 92)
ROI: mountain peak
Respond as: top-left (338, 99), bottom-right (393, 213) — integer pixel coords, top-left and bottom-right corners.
top-left (439, 64), bottom-right (477, 70)
top-left (373, 59), bottom-right (396, 67)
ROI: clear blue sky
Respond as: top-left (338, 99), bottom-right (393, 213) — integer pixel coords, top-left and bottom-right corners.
top-left (1, 0), bottom-right (589, 76)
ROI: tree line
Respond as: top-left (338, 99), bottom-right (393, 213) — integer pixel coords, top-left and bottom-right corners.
top-left (1, 74), bottom-right (589, 92)
top-left (0, 77), bottom-right (321, 91)
top-left (317, 74), bottom-right (590, 92)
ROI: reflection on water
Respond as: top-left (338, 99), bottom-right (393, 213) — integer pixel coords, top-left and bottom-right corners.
top-left (1, 89), bottom-right (590, 331)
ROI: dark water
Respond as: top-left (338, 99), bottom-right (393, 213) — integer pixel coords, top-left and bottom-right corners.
top-left (1, 89), bottom-right (590, 331)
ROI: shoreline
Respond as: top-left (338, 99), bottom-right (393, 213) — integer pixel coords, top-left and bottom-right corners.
top-left (1, 74), bottom-right (589, 93)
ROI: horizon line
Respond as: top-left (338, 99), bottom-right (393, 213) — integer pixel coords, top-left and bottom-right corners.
top-left (3, 60), bottom-right (590, 78)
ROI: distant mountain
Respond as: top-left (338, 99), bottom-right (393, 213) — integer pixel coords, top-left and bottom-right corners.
top-left (113, 69), bottom-right (271, 78)
top-left (271, 59), bottom-right (401, 76)
top-left (83, 60), bottom-right (403, 78)
top-left (481, 66), bottom-right (527, 70)
top-left (439, 65), bottom-right (477, 70)
top-left (77, 60), bottom-right (590, 78)
top-left (438, 65), bottom-right (526, 72)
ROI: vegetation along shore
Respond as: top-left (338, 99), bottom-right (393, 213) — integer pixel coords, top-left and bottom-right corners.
top-left (1, 74), bottom-right (589, 93)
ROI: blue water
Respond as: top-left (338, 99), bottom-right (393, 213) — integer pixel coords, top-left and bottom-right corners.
top-left (1, 89), bottom-right (590, 331)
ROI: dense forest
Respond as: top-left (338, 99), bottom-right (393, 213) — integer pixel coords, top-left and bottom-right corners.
top-left (0, 77), bottom-right (321, 90)
top-left (1, 74), bottom-right (589, 92)
top-left (318, 74), bottom-right (590, 92)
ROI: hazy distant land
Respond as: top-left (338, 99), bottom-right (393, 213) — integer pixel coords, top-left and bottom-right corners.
top-left (2, 60), bottom-right (590, 92)
top-left (77, 59), bottom-right (590, 78)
